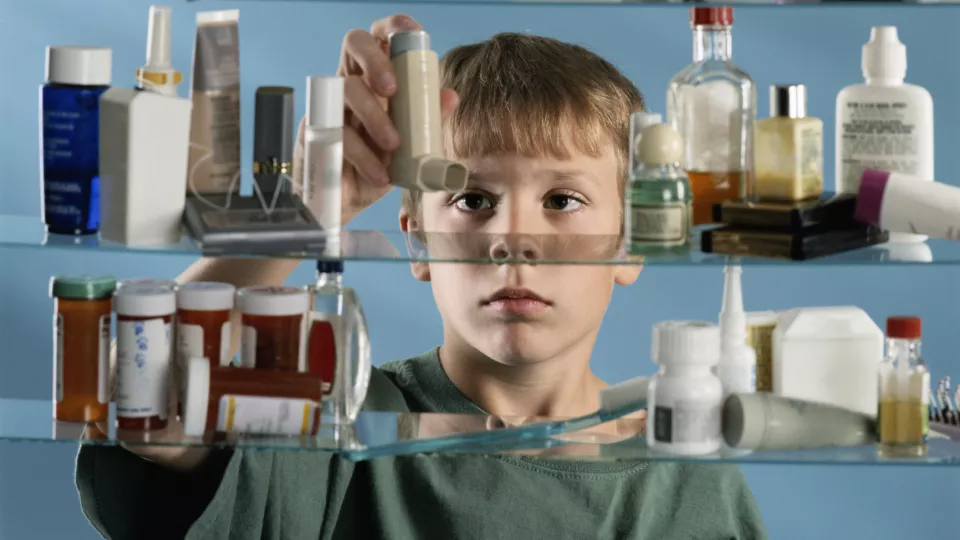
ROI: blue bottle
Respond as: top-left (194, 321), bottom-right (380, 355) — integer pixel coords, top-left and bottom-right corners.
top-left (41, 46), bottom-right (112, 235)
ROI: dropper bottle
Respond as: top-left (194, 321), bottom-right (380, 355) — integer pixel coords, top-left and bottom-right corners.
top-left (136, 5), bottom-right (182, 96)
top-left (716, 263), bottom-right (757, 397)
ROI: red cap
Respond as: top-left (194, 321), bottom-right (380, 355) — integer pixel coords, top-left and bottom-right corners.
top-left (886, 316), bottom-right (922, 339)
top-left (691, 7), bottom-right (734, 27)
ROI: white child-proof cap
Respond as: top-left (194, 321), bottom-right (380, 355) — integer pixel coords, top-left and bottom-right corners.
top-left (237, 286), bottom-right (310, 316)
top-left (118, 278), bottom-right (178, 291)
top-left (862, 26), bottom-right (907, 82)
top-left (46, 46), bottom-right (112, 86)
top-left (177, 282), bottom-right (236, 311)
top-left (652, 321), bottom-right (720, 366)
top-left (182, 356), bottom-right (211, 437)
top-left (306, 76), bottom-right (344, 129)
top-left (114, 286), bottom-right (176, 317)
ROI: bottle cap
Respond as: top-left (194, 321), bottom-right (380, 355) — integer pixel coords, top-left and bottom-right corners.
top-left (769, 84), bottom-right (807, 118)
top-left (237, 286), bottom-right (310, 316)
top-left (652, 321), bottom-right (720, 366)
top-left (721, 393), bottom-right (761, 450)
top-left (117, 278), bottom-right (178, 291)
top-left (50, 275), bottom-right (116, 300)
top-left (176, 282), bottom-right (236, 311)
top-left (182, 357), bottom-right (211, 437)
top-left (145, 6), bottom-right (172, 69)
top-left (254, 86), bottom-right (296, 164)
top-left (639, 124), bottom-right (683, 166)
top-left (862, 26), bottom-right (907, 82)
top-left (317, 260), bottom-right (344, 275)
top-left (46, 46), bottom-right (112, 86)
top-left (629, 111), bottom-right (663, 169)
top-left (852, 168), bottom-right (892, 227)
top-left (306, 76), bottom-right (344, 129)
top-left (691, 7), bottom-right (733, 27)
top-left (389, 30), bottom-right (431, 58)
top-left (113, 286), bottom-right (176, 317)
top-left (886, 316), bottom-right (921, 339)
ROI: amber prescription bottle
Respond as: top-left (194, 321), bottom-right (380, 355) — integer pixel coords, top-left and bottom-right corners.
top-left (238, 286), bottom-right (310, 371)
top-left (177, 282), bottom-right (236, 367)
top-left (182, 357), bottom-right (323, 437)
top-left (114, 286), bottom-right (176, 431)
top-left (51, 275), bottom-right (117, 423)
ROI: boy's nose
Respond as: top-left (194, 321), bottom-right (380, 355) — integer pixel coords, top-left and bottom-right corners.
top-left (488, 233), bottom-right (542, 263)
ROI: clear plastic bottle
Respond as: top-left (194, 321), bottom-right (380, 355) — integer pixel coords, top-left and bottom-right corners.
top-left (303, 76), bottom-right (345, 257)
top-left (667, 6), bottom-right (756, 226)
top-left (626, 120), bottom-right (692, 254)
top-left (308, 260), bottom-right (371, 424)
top-left (877, 316), bottom-right (929, 458)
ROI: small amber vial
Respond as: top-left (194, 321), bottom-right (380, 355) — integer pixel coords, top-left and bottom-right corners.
top-left (114, 286), bottom-right (176, 431)
top-left (177, 282), bottom-right (236, 366)
top-left (51, 275), bottom-right (117, 423)
top-left (181, 357), bottom-right (324, 437)
top-left (238, 286), bottom-right (310, 371)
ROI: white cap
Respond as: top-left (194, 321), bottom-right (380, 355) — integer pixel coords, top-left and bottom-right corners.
top-left (176, 282), bottom-right (236, 311)
top-left (145, 5), bottom-right (172, 69)
top-left (182, 356), bottom-right (211, 437)
top-left (237, 286), bottom-right (310, 316)
top-left (113, 286), bottom-right (176, 317)
top-left (652, 321), bottom-right (720, 366)
top-left (306, 76), bottom-right (344, 129)
top-left (640, 124), bottom-right (684, 166)
top-left (45, 46), bottom-right (112, 86)
top-left (118, 278), bottom-right (178, 291)
top-left (862, 26), bottom-right (906, 82)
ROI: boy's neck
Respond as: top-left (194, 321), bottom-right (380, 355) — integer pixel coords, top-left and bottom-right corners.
top-left (438, 338), bottom-right (606, 418)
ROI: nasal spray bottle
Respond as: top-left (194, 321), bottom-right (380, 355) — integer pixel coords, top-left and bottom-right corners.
top-left (136, 5), bottom-right (182, 97)
top-left (717, 264), bottom-right (757, 397)
top-left (388, 31), bottom-right (468, 191)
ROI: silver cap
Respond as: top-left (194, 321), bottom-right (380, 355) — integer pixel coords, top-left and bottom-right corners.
top-left (389, 30), bottom-right (430, 58)
top-left (769, 84), bottom-right (807, 119)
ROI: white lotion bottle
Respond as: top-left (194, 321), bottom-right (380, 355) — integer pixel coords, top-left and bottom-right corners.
top-left (303, 76), bottom-right (345, 257)
top-left (835, 26), bottom-right (933, 244)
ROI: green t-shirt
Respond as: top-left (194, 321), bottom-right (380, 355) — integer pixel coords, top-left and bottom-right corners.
top-left (76, 349), bottom-right (767, 539)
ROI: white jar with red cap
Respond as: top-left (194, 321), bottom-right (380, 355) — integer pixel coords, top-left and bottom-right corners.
top-left (237, 286), bottom-right (310, 371)
top-left (114, 286), bottom-right (176, 431)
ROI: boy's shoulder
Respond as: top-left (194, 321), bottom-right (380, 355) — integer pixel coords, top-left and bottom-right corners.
top-left (373, 348), bottom-right (471, 414)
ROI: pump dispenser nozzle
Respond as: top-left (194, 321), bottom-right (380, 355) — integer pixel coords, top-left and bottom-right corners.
top-left (137, 5), bottom-right (182, 96)
top-left (388, 31), bottom-right (468, 192)
top-left (717, 263), bottom-right (757, 396)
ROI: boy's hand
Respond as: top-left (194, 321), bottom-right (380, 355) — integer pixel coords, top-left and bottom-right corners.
top-left (294, 14), bottom-right (460, 226)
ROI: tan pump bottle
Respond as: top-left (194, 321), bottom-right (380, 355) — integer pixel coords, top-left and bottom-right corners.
top-left (388, 31), bottom-right (468, 192)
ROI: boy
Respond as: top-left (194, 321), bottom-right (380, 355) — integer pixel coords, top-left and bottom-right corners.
top-left (77, 14), bottom-right (766, 539)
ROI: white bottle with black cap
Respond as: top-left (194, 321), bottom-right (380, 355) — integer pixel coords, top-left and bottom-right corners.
top-left (302, 75), bottom-right (345, 256)
top-left (835, 26), bottom-right (933, 244)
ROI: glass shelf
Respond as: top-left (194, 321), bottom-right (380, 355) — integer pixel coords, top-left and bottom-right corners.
top-left (2, 214), bottom-right (957, 265)
top-left (4, 398), bottom-right (959, 465)
top-left (194, 0), bottom-right (950, 6)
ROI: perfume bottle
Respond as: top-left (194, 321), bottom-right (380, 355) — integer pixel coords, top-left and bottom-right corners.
top-left (626, 120), bottom-right (692, 253)
top-left (754, 84), bottom-right (823, 202)
top-left (308, 260), bottom-right (371, 424)
top-left (667, 6), bottom-right (756, 226)
top-left (878, 316), bottom-right (929, 458)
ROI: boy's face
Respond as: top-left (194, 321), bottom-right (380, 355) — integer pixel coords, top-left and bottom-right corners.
top-left (400, 137), bottom-right (641, 366)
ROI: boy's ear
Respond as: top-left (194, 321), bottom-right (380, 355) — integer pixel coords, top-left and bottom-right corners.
top-left (399, 209), bottom-right (431, 282)
top-left (613, 264), bottom-right (642, 286)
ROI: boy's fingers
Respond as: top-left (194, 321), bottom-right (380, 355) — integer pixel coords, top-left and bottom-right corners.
top-left (344, 126), bottom-right (391, 187)
top-left (440, 88), bottom-right (460, 119)
top-left (340, 29), bottom-right (396, 96)
top-left (345, 75), bottom-right (399, 150)
top-left (370, 14), bottom-right (422, 41)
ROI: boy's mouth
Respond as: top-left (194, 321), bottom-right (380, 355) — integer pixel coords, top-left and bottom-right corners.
top-left (482, 287), bottom-right (552, 316)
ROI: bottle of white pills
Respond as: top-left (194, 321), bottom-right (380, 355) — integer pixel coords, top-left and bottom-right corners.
top-left (647, 320), bottom-right (723, 456)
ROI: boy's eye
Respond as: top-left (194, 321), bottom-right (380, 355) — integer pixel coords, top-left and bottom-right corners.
top-left (544, 194), bottom-right (584, 212)
top-left (453, 193), bottom-right (493, 212)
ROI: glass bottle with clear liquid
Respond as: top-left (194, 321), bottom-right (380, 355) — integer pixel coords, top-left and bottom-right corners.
top-left (308, 260), bottom-right (371, 425)
top-left (877, 316), bottom-right (929, 458)
top-left (626, 118), bottom-right (692, 256)
top-left (303, 76), bottom-right (345, 258)
top-left (667, 6), bottom-right (755, 226)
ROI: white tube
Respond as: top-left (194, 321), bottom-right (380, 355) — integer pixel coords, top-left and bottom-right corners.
top-left (855, 168), bottom-right (960, 241)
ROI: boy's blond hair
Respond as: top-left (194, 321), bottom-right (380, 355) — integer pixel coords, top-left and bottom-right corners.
top-left (401, 33), bottom-right (645, 218)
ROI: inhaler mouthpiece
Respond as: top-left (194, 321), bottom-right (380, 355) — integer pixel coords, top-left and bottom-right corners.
top-left (388, 30), bottom-right (468, 192)
top-left (146, 5), bottom-right (172, 68)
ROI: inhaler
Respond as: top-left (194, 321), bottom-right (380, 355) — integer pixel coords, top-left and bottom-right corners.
top-left (388, 31), bottom-right (468, 192)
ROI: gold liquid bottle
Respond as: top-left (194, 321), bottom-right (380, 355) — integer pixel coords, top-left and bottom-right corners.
top-left (754, 84), bottom-right (823, 202)
top-left (877, 316), bottom-right (929, 458)
top-left (667, 6), bottom-right (756, 226)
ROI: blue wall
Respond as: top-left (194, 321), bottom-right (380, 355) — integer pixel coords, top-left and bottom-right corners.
top-left (1, 1), bottom-right (958, 538)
